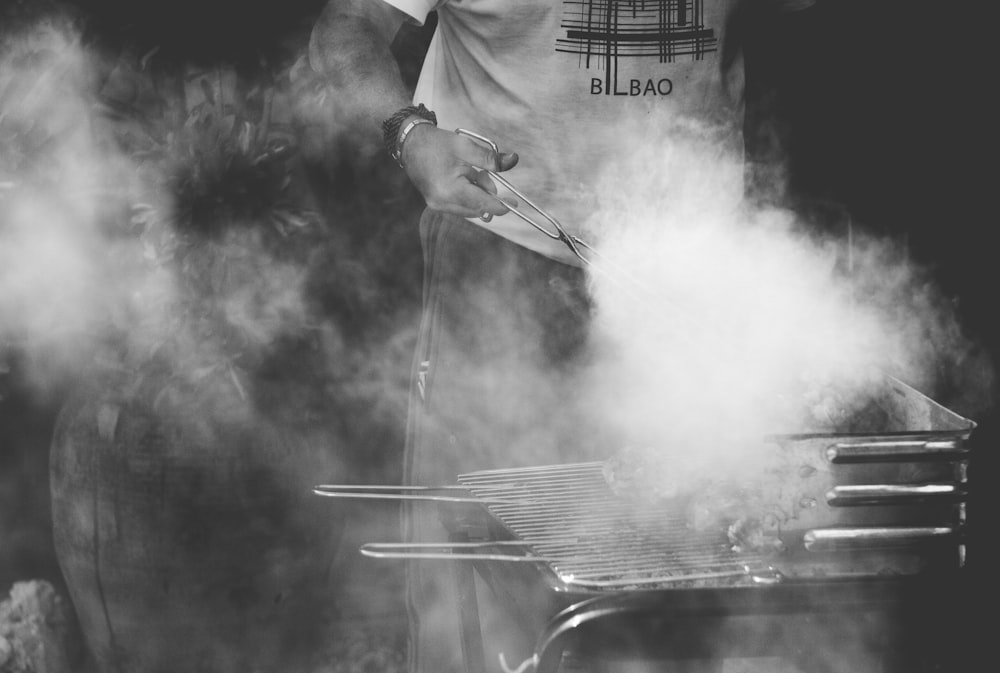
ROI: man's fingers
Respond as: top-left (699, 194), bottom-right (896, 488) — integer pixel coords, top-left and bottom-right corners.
top-left (474, 149), bottom-right (518, 173)
top-left (455, 132), bottom-right (517, 173)
top-left (471, 169), bottom-right (497, 194)
top-left (428, 185), bottom-right (518, 221)
top-left (497, 152), bottom-right (518, 172)
top-left (461, 180), bottom-right (521, 220)
top-left (410, 129), bottom-right (521, 218)
top-left (471, 172), bottom-right (520, 214)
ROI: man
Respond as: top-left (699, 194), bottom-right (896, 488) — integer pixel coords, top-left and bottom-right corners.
top-left (309, 2), bottom-right (811, 672)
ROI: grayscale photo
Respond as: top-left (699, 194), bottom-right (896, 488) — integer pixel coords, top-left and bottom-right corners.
top-left (0, 1), bottom-right (992, 672)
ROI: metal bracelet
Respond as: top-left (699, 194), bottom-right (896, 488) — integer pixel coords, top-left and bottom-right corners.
top-left (382, 104), bottom-right (435, 153)
top-left (392, 117), bottom-right (436, 168)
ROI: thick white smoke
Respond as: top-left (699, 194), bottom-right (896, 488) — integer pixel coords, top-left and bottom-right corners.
top-left (577, 116), bottom-right (990, 478)
top-left (0, 19), bottom-right (120, 393)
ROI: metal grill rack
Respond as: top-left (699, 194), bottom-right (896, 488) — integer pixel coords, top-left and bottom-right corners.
top-left (458, 462), bottom-right (774, 589)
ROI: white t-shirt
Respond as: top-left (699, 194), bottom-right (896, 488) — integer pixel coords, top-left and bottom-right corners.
top-left (387, 0), bottom-right (747, 265)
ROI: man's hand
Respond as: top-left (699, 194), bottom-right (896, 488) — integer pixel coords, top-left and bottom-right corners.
top-left (400, 124), bottom-right (520, 220)
top-left (310, 0), bottom-right (519, 221)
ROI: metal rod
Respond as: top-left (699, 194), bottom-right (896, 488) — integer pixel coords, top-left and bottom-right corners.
top-left (559, 565), bottom-right (782, 589)
top-left (312, 485), bottom-right (532, 505)
top-left (826, 439), bottom-right (968, 463)
top-left (803, 526), bottom-right (956, 551)
top-left (359, 541), bottom-right (563, 563)
top-left (826, 483), bottom-right (967, 506)
top-left (317, 484), bottom-right (497, 490)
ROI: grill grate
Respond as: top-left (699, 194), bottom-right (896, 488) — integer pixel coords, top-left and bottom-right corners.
top-left (457, 462), bottom-right (773, 589)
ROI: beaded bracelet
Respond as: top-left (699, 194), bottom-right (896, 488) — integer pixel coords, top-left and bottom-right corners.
top-left (381, 104), bottom-right (438, 167)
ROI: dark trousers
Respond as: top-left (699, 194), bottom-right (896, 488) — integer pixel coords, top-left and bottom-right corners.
top-left (401, 210), bottom-right (608, 673)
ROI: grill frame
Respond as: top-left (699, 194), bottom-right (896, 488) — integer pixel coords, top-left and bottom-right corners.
top-left (439, 488), bottom-right (970, 673)
top-left (436, 376), bottom-right (975, 673)
top-left (454, 434), bottom-right (970, 592)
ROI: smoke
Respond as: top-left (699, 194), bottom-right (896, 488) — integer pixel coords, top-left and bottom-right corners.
top-left (0, 9), bottom-right (413, 410)
top-left (0, 7), bottom-right (431, 671)
top-left (2, 7), bottom-right (983, 673)
top-left (576, 115), bottom-right (991, 477)
top-left (0, 16), bottom-right (125, 394)
top-left (0, 14), bottom-right (210, 396)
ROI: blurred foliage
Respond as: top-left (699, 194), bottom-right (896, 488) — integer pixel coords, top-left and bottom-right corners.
top-left (0, 0), bottom-right (429, 612)
top-left (1, 0), bottom-right (427, 472)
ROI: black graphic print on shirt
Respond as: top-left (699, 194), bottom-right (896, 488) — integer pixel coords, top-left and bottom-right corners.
top-left (557, 0), bottom-right (718, 96)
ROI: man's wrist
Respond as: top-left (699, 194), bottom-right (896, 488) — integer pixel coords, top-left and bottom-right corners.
top-left (394, 117), bottom-right (435, 168)
top-left (381, 103), bottom-right (437, 167)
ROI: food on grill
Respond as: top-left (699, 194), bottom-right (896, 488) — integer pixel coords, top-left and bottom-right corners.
top-left (600, 373), bottom-right (905, 555)
top-left (726, 514), bottom-right (785, 554)
top-left (682, 479), bottom-right (786, 554)
top-left (603, 446), bottom-right (791, 555)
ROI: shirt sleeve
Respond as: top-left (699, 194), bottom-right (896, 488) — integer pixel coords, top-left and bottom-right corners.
top-left (380, 0), bottom-right (443, 26)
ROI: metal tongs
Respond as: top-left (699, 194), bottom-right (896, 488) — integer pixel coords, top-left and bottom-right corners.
top-left (457, 128), bottom-right (596, 267)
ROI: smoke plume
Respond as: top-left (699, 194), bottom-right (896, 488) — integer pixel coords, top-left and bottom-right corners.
top-left (577, 116), bottom-right (991, 477)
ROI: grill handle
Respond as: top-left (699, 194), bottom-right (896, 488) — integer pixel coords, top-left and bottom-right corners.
top-left (826, 483), bottom-right (968, 506)
top-left (803, 526), bottom-right (958, 551)
top-left (312, 484), bottom-right (530, 505)
top-left (358, 541), bottom-right (554, 563)
top-left (825, 438), bottom-right (968, 464)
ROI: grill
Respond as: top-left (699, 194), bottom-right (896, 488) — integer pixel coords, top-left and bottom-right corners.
top-left (439, 450), bottom-right (969, 673)
top-left (447, 431), bottom-right (970, 585)
top-left (319, 376), bottom-right (975, 673)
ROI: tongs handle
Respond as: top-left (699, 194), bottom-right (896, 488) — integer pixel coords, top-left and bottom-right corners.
top-left (360, 541), bottom-right (555, 563)
top-left (456, 128), bottom-right (592, 264)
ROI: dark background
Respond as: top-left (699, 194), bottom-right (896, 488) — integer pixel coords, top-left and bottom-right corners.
top-left (1, 0), bottom-right (993, 605)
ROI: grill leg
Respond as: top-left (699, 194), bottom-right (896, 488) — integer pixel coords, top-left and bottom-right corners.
top-left (454, 557), bottom-right (486, 673)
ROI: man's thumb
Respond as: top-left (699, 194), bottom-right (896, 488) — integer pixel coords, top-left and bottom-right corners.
top-left (497, 152), bottom-right (519, 172)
